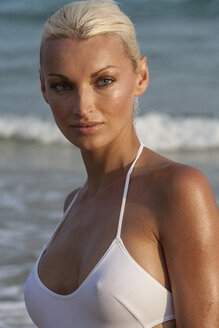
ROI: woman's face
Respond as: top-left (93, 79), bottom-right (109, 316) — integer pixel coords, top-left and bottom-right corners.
top-left (40, 34), bottom-right (148, 150)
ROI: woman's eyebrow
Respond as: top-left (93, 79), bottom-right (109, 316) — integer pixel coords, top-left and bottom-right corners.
top-left (90, 65), bottom-right (118, 78)
top-left (47, 65), bottom-right (118, 80)
top-left (47, 73), bottom-right (71, 81)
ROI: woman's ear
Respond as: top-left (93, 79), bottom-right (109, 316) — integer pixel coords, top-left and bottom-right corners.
top-left (134, 56), bottom-right (149, 97)
top-left (39, 69), bottom-right (49, 104)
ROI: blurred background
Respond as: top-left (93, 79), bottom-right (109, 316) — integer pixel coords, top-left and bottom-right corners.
top-left (0, 0), bottom-right (218, 326)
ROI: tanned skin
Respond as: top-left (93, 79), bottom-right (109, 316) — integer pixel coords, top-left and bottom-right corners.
top-left (38, 34), bottom-right (219, 328)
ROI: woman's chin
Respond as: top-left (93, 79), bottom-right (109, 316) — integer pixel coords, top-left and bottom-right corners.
top-left (65, 137), bottom-right (106, 152)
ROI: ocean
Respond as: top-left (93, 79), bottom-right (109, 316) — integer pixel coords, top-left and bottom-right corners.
top-left (0, 0), bottom-right (219, 326)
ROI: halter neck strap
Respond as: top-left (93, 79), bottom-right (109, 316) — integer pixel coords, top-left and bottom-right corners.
top-left (116, 143), bottom-right (144, 239)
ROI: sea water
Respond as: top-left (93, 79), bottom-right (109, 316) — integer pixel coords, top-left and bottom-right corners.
top-left (0, 0), bottom-right (219, 326)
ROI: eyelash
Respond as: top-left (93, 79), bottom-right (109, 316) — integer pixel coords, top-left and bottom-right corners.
top-left (50, 82), bottom-right (72, 92)
top-left (50, 77), bottom-right (115, 93)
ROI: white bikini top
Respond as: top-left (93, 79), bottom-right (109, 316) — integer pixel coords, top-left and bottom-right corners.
top-left (24, 144), bottom-right (175, 328)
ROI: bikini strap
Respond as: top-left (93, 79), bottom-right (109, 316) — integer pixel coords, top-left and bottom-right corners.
top-left (43, 143), bottom-right (143, 250)
top-left (116, 143), bottom-right (144, 239)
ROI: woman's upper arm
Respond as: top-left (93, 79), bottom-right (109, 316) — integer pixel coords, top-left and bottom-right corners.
top-left (160, 166), bottom-right (219, 328)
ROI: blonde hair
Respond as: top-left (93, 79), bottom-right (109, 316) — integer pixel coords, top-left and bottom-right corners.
top-left (40, 0), bottom-right (141, 70)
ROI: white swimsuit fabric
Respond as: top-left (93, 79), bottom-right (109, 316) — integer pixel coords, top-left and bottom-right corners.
top-left (24, 144), bottom-right (175, 327)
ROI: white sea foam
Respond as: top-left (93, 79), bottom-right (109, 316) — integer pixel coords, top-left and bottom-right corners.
top-left (0, 114), bottom-right (219, 151)
top-left (0, 115), bottom-right (67, 145)
top-left (0, 301), bottom-right (33, 327)
top-left (135, 113), bottom-right (219, 151)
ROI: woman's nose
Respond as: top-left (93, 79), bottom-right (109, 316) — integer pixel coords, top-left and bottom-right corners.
top-left (73, 86), bottom-right (93, 117)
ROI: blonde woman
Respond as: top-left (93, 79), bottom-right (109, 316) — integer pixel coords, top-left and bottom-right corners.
top-left (24, 1), bottom-right (219, 327)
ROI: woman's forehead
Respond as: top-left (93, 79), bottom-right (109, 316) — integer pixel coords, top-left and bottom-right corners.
top-left (40, 34), bottom-right (131, 72)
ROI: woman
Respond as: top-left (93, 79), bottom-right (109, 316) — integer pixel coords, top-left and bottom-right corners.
top-left (24, 1), bottom-right (219, 327)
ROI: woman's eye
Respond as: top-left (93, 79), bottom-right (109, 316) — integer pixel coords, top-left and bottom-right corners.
top-left (51, 83), bottom-right (72, 92)
top-left (96, 77), bottom-right (114, 88)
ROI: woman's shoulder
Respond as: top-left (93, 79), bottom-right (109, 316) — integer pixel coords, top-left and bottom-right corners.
top-left (63, 188), bottom-right (80, 213)
top-left (157, 160), bottom-right (210, 193)
top-left (154, 159), bottom-right (215, 208)
top-left (138, 149), bottom-right (218, 228)
top-left (140, 148), bottom-right (212, 198)
top-left (145, 156), bottom-right (219, 239)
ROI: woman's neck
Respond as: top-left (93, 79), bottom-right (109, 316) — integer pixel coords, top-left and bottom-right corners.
top-left (81, 133), bottom-right (140, 195)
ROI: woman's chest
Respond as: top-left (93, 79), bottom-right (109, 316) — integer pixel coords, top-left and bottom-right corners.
top-left (26, 236), bottom-right (175, 328)
top-left (37, 191), bottom-right (169, 296)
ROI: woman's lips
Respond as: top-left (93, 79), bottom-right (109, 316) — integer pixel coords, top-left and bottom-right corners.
top-left (71, 122), bottom-right (103, 134)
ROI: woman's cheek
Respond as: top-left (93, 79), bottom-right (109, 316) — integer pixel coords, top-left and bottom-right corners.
top-left (49, 97), bottom-right (72, 121)
top-left (110, 85), bottom-right (134, 115)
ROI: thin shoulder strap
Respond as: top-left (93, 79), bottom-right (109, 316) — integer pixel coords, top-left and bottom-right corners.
top-left (44, 189), bottom-right (80, 251)
top-left (116, 143), bottom-right (144, 239)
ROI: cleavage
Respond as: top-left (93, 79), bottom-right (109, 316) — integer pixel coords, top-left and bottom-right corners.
top-left (37, 189), bottom-right (122, 295)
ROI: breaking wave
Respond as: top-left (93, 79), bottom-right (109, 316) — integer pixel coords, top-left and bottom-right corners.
top-left (1, 113), bottom-right (219, 151)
